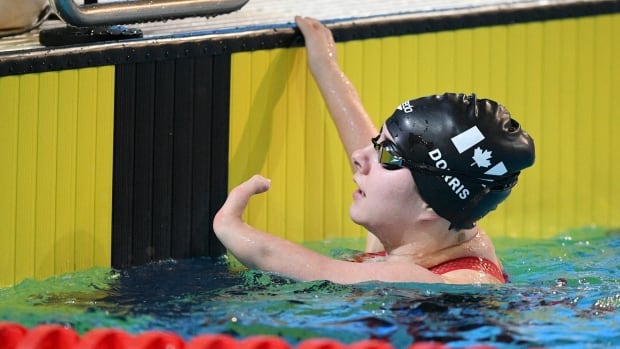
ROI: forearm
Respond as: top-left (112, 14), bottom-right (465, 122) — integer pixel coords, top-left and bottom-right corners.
top-left (214, 217), bottom-right (328, 281)
top-left (309, 60), bottom-right (377, 161)
top-left (212, 175), bottom-right (275, 270)
top-left (296, 16), bottom-right (377, 168)
top-left (214, 218), bottom-right (283, 270)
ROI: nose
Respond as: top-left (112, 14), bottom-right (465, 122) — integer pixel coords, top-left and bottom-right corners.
top-left (352, 144), bottom-right (374, 174)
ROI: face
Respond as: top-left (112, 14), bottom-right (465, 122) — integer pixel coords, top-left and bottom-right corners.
top-left (349, 126), bottom-right (427, 236)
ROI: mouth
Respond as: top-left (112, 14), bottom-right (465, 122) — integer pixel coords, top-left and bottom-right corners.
top-left (353, 178), bottom-right (366, 199)
top-left (352, 188), bottom-right (365, 201)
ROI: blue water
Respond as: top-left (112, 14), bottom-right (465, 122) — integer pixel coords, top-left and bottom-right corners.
top-left (1, 226), bottom-right (619, 348)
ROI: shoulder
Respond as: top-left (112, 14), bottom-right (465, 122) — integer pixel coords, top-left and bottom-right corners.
top-left (468, 229), bottom-right (502, 266)
top-left (434, 228), bottom-right (506, 284)
top-left (434, 228), bottom-right (501, 264)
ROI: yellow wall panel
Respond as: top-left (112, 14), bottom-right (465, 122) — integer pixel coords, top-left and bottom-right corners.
top-left (0, 66), bottom-right (115, 287)
top-left (380, 36), bottom-right (403, 126)
top-left (555, 18), bottom-right (578, 231)
top-left (591, 15), bottom-right (613, 225)
top-left (55, 69), bottom-right (79, 275)
top-left (93, 67), bottom-right (115, 270)
top-left (35, 72), bottom-right (59, 280)
top-left (15, 74), bottom-right (38, 283)
top-left (610, 15), bottom-right (620, 225)
top-left (0, 76), bottom-right (19, 287)
top-left (302, 54), bottom-right (327, 242)
top-left (230, 13), bottom-right (620, 242)
top-left (75, 68), bottom-right (99, 271)
top-left (417, 32), bottom-right (439, 95)
top-left (284, 48), bottom-right (307, 243)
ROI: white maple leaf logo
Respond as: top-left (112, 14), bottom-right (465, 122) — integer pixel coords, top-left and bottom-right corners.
top-left (471, 147), bottom-right (492, 168)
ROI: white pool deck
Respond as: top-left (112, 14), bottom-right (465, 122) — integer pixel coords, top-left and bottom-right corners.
top-left (0, 0), bottom-right (609, 57)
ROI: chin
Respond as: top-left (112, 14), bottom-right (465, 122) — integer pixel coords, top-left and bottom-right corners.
top-left (349, 206), bottom-right (362, 225)
top-left (349, 206), bottom-right (370, 229)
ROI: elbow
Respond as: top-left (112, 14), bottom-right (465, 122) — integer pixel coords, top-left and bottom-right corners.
top-left (212, 207), bottom-right (236, 238)
top-left (212, 209), bottom-right (224, 236)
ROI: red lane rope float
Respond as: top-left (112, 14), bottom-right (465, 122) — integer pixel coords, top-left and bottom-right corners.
top-left (348, 339), bottom-right (395, 349)
top-left (186, 334), bottom-right (238, 349)
top-left (75, 329), bottom-right (132, 349)
top-left (0, 322), bottom-right (28, 349)
top-left (0, 322), bottom-right (502, 349)
top-left (408, 343), bottom-right (450, 349)
top-left (14, 324), bottom-right (80, 349)
top-left (297, 338), bottom-right (347, 349)
top-left (131, 331), bottom-right (185, 349)
top-left (239, 335), bottom-right (291, 349)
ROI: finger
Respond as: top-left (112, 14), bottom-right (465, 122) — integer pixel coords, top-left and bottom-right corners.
top-left (231, 175), bottom-right (271, 203)
top-left (295, 16), bottom-right (326, 34)
top-left (295, 16), bottom-right (312, 35)
top-left (220, 175), bottom-right (271, 217)
top-left (247, 174), bottom-right (271, 194)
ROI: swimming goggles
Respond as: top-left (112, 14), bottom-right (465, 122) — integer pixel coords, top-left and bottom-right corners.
top-left (371, 134), bottom-right (410, 170)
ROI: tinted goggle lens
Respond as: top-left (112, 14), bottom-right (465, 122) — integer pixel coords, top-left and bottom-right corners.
top-left (371, 135), bottom-right (406, 170)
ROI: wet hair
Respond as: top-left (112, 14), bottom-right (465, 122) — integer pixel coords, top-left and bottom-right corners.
top-left (385, 93), bottom-right (535, 229)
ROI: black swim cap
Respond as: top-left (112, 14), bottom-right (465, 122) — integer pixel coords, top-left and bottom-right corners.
top-left (385, 93), bottom-right (535, 230)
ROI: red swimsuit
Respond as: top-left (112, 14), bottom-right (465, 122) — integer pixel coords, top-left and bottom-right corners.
top-left (428, 256), bottom-right (506, 283)
top-left (349, 251), bottom-right (506, 283)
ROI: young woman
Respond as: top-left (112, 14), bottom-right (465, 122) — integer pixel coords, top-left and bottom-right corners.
top-left (213, 16), bottom-right (535, 284)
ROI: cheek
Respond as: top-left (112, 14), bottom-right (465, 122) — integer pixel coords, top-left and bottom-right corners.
top-left (383, 172), bottom-right (417, 206)
top-left (350, 170), bottom-right (419, 229)
top-left (368, 170), bottom-right (418, 211)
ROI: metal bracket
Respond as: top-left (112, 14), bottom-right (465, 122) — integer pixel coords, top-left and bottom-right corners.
top-left (50, 0), bottom-right (250, 27)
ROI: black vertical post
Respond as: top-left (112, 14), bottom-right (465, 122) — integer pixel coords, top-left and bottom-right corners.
top-left (111, 53), bottom-right (230, 268)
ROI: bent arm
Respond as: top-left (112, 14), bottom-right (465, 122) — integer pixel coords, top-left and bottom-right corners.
top-left (213, 175), bottom-right (335, 280)
top-left (213, 176), bottom-right (446, 283)
top-left (295, 16), bottom-right (377, 167)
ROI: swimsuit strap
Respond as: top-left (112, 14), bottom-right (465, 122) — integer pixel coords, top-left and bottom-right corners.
top-left (429, 256), bottom-right (506, 283)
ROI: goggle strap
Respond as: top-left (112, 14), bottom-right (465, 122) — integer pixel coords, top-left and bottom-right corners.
top-left (406, 161), bottom-right (518, 191)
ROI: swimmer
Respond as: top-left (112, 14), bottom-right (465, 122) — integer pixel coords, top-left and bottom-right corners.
top-left (213, 16), bottom-right (535, 284)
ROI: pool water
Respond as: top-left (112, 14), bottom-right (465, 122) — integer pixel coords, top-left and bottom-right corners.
top-left (1, 226), bottom-right (619, 348)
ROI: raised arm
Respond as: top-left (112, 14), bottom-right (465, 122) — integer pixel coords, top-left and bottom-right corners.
top-left (296, 16), bottom-right (383, 252)
top-left (295, 16), bottom-right (377, 166)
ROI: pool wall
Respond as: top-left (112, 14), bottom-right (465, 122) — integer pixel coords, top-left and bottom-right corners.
top-left (0, 67), bottom-right (115, 287)
top-left (1, 1), bottom-right (619, 287)
top-left (229, 11), bottom-right (620, 243)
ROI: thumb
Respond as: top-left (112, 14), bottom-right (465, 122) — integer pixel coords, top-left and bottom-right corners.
top-left (247, 174), bottom-right (271, 194)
